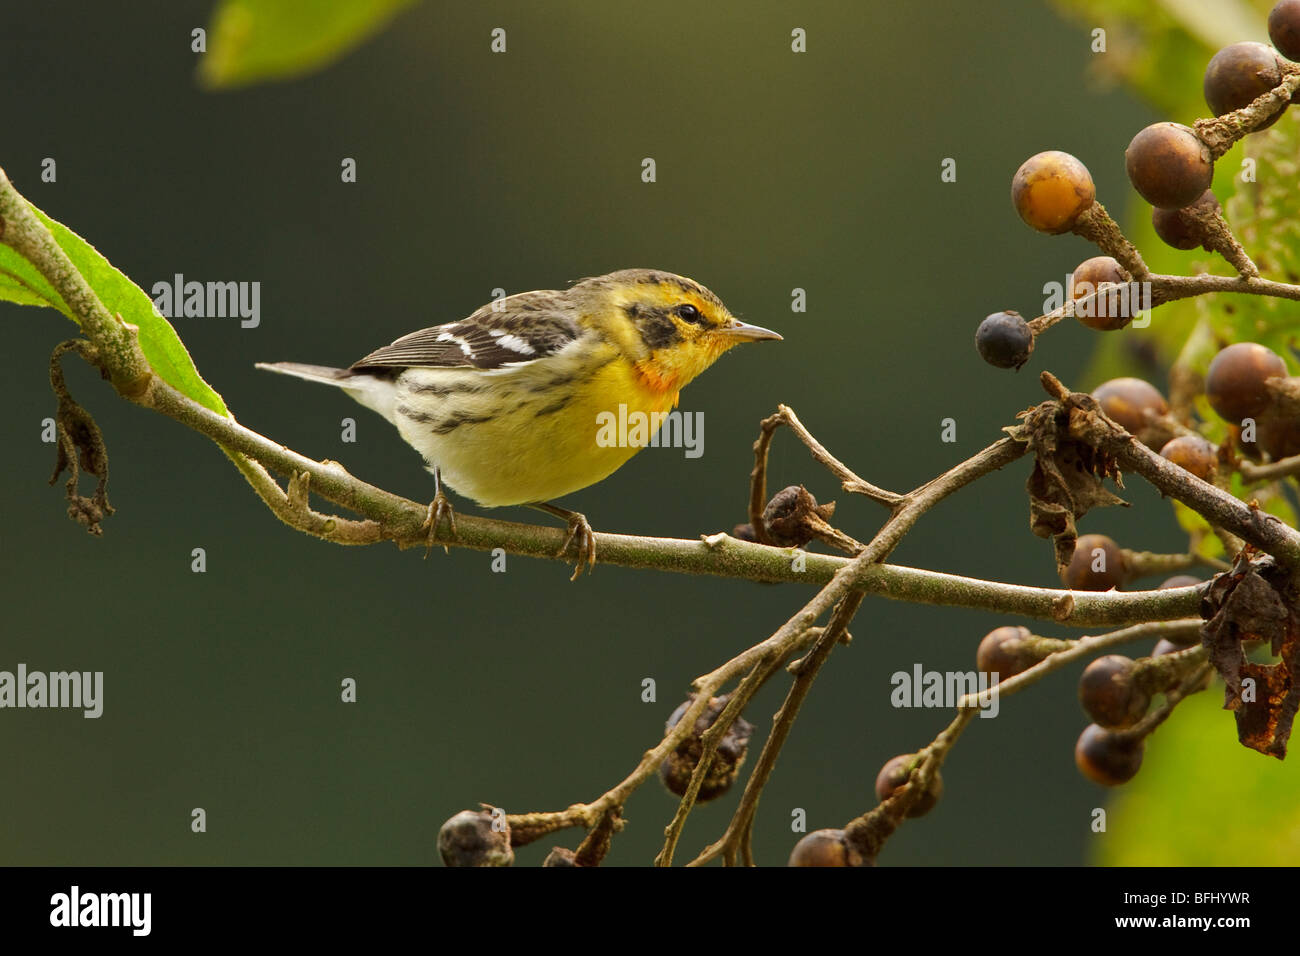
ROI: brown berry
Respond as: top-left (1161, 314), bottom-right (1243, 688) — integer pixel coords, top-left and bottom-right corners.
top-left (1062, 533), bottom-right (1126, 591)
top-left (761, 485), bottom-right (834, 548)
top-left (976, 625), bottom-right (1038, 682)
top-left (788, 829), bottom-right (867, 867)
top-left (1071, 256), bottom-right (1133, 330)
top-left (1075, 724), bottom-right (1145, 786)
top-left (1159, 434), bottom-right (1218, 483)
top-left (1011, 151), bottom-right (1096, 234)
top-left (659, 694), bottom-right (754, 802)
top-left (1205, 342), bottom-right (1288, 423)
top-left (1203, 42), bottom-right (1286, 129)
top-left (1269, 0), bottom-right (1300, 62)
top-left (1125, 123), bottom-right (1214, 210)
top-left (438, 809), bottom-right (514, 867)
top-left (1092, 377), bottom-right (1169, 435)
top-left (1151, 189), bottom-right (1220, 250)
top-left (1079, 655), bottom-right (1150, 729)
top-left (542, 847), bottom-right (578, 867)
top-left (875, 753), bottom-right (942, 818)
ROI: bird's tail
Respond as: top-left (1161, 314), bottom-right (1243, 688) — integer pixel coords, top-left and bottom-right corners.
top-left (256, 361), bottom-right (399, 422)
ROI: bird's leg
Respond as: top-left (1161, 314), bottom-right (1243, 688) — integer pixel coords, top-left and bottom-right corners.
top-left (421, 468), bottom-right (458, 557)
top-left (530, 502), bottom-right (596, 581)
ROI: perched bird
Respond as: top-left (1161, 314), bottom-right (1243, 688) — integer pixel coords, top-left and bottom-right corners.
top-left (257, 268), bottom-right (781, 577)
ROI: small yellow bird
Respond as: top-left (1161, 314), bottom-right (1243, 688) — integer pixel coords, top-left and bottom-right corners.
top-left (257, 268), bottom-right (780, 576)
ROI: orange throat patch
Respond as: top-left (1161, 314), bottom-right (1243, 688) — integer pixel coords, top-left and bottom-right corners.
top-left (634, 361), bottom-right (682, 405)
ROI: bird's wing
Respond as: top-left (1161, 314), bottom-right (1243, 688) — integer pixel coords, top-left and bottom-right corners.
top-left (350, 291), bottom-right (583, 372)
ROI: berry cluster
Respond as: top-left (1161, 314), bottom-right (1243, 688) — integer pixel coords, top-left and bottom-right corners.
top-left (972, 582), bottom-right (1200, 790)
top-left (969, 15), bottom-right (1300, 795)
top-left (978, 0), bottom-right (1300, 372)
top-left (785, 4), bottom-right (1300, 866)
top-left (1087, 338), bottom-right (1297, 469)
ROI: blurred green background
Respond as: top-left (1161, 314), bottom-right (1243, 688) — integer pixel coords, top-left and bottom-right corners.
top-left (2, 0), bottom-right (1296, 866)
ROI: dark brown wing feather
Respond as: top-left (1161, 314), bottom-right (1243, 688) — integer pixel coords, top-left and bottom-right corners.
top-left (350, 291), bottom-right (582, 371)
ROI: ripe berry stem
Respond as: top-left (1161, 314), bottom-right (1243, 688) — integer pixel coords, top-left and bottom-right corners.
top-left (1070, 202), bottom-right (1149, 280)
top-left (1121, 548), bottom-right (1230, 577)
top-left (1179, 199), bottom-right (1259, 278)
top-left (1241, 451), bottom-right (1300, 482)
top-left (1194, 65), bottom-right (1300, 159)
top-left (1131, 643), bottom-right (1208, 696)
top-left (1114, 661), bottom-right (1216, 742)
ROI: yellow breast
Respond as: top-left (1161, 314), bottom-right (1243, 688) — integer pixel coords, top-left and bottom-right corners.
top-left (397, 351), bottom-right (681, 507)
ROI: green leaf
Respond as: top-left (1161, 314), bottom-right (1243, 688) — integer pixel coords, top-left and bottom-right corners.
top-left (0, 201), bottom-right (229, 417)
top-left (201, 0), bottom-right (418, 89)
top-left (1096, 688), bottom-right (1300, 864)
top-left (0, 241), bottom-right (74, 318)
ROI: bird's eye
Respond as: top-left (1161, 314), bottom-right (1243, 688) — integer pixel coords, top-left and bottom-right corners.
top-left (676, 304), bottom-right (705, 324)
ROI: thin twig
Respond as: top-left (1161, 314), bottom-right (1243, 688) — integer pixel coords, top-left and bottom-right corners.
top-left (684, 437), bottom-right (1033, 866)
top-left (222, 451), bottom-right (383, 545)
top-left (1116, 661), bottom-right (1214, 742)
top-left (654, 651), bottom-right (789, 867)
top-left (1241, 453), bottom-right (1300, 483)
top-left (506, 626), bottom-right (823, 851)
top-left (689, 593), bottom-right (865, 866)
top-left (1029, 271), bottom-right (1300, 337)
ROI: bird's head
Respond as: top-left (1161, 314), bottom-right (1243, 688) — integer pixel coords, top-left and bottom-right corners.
top-left (579, 269), bottom-right (781, 393)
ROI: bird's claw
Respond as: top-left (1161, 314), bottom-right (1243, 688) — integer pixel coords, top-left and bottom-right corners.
top-left (421, 491), bottom-right (458, 557)
top-left (558, 512), bottom-right (596, 581)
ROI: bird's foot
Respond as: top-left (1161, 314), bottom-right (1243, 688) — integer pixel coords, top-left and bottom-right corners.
top-left (558, 511), bottom-right (596, 581)
top-left (532, 503), bottom-right (596, 580)
top-left (421, 490), bottom-right (458, 557)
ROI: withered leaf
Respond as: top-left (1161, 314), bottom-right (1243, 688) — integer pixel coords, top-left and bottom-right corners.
top-left (1234, 661), bottom-right (1298, 758)
top-left (1201, 555), bottom-right (1300, 758)
top-left (1008, 399), bottom-right (1128, 577)
top-left (46, 395), bottom-right (113, 535)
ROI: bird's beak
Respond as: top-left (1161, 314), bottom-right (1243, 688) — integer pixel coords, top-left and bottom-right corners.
top-left (719, 320), bottom-right (782, 342)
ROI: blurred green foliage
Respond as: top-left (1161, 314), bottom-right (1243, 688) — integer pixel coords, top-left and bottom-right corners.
top-left (202, 0), bottom-right (418, 89)
top-left (1099, 688), bottom-right (1300, 864)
